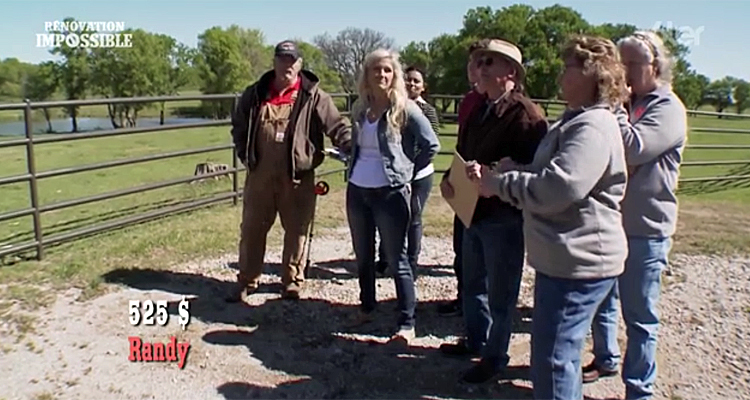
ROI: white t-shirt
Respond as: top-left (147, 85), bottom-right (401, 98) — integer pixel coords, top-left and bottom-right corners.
top-left (349, 116), bottom-right (390, 188)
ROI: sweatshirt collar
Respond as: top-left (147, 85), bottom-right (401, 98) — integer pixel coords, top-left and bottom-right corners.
top-left (632, 84), bottom-right (671, 104)
top-left (562, 102), bottom-right (610, 122)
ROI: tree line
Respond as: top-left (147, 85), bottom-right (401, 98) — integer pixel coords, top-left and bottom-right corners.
top-left (394, 5), bottom-right (747, 116)
top-left (1, 4), bottom-right (748, 133)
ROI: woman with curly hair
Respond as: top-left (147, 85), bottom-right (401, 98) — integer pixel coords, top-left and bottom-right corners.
top-left (345, 48), bottom-right (440, 344)
top-left (475, 35), bottom-right (630, 399)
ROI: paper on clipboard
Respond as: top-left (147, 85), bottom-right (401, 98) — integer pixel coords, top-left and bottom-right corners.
top-left (445, 150), bottom-right (478, 229)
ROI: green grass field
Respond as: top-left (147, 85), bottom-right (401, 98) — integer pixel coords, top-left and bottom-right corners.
top-left (0, 111), bottom-right (749, 304)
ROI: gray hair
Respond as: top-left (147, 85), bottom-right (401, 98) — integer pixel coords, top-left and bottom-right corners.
top-left (618, 30), bottom-right (673, 85)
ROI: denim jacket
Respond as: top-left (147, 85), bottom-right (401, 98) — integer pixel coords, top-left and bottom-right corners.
top-left (347, 99), bottom-right (441, 187)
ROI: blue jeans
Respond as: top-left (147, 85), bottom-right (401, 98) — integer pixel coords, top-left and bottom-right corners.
top-left (590, 236), bottom-right (672, 400)
top-left (531, 272), bottom-right (618, 400)
top-left (461, 211), bottom-right (524, 368)
top-left (377, 173), bottom-right (433, 276)
top-left (453, 214), bottom-right (464, 302)
top-left (346, 183), bottom-right (415, 329)
top-left (591, 281), bottom-right (621, 371)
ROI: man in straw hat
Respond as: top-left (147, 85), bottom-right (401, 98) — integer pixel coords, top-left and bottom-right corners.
top-left (439, 38), bottom-right (548, 384)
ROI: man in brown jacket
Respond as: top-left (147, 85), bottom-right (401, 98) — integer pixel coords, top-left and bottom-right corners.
top-left (229, 40), bottom-right (351, 301)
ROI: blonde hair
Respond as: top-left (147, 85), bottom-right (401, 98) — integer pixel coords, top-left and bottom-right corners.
top-left (618, 30), bottom-right (674, 85)
top-left (351, 48), bottom-right (408, 140)
top-left (561, 35), bottom-right (629, 107)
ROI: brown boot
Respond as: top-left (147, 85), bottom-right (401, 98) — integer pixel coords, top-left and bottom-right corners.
top-left (582, 362), bottom-right (618, 383)
top-left (282, 281), bottom-right (302, 300)
top-left (225, 281), bottom-right (258, 303)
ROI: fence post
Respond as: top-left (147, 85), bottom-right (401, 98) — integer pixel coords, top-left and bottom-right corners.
top-left (346, 93), bottom-right (354, 113)
top-left (24, 99), bottom-right (44, 260)
top-left (231, 93), bottom-right (240, 205)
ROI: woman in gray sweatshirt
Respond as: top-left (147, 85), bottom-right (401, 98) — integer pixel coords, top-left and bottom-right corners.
top-left (583, 31), bottom-right (688, 400)
top-left (474, 35), bottom-right (629, 400)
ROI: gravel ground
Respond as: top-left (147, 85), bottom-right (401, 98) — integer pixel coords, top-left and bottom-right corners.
top-left (1, 229), bottom-right (749, 400)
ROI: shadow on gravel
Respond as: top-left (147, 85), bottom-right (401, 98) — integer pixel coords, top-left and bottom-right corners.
top-left (202, 296), bottom-right (534, 400)
top-left (226, 259), bottom-right (459, 280)
top-left (207, 317), bottom-right (534, 399)
top-left (101, 265), bottom-right (536, 399)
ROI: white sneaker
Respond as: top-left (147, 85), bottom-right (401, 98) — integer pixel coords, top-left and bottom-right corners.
top-left (389, 327), bottom-right (415, 346)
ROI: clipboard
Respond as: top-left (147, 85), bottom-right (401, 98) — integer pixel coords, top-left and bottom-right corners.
top-left (445, 150), bottom-right (479, 229)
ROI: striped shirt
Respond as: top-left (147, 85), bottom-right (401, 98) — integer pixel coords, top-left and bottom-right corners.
top-left (413, 97), bottom-right (440, 180)
top-left (414, 97), bottom-right (440, 133)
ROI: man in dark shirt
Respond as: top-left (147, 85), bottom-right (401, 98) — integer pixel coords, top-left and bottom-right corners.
top-left (439, 39), bottom-right (548, 384)
top-left (437, 39), bottom-right (488, 317)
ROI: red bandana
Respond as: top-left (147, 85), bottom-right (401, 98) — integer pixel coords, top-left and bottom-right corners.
top-left (264, 77), bottom-right (301, 106)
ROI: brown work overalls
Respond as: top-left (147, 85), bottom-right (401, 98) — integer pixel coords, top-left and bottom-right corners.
top-left (237, 91), bottom-right (316, 289)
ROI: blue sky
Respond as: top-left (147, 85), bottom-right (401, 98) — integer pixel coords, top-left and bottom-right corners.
top-left (0, 0), bottom-right (746, 82)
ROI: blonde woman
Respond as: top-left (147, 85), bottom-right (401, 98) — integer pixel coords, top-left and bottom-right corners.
top-left (476, 35), bottom-right (629, 399)
top-left (375, 65), bottom-right (440, 278)
top-left (583, 31), bottom-right (688, 400)
top-left (345, 48), bottom-right (440, 343)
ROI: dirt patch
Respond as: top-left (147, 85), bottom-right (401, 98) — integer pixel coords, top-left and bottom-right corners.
top-left (1, 232), bottom-right (748, 400)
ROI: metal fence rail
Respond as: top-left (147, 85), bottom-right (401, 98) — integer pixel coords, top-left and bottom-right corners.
top-left (0, 93), bottom-right (749, 261)
top-left (0, 96), bottom-right (242, 261)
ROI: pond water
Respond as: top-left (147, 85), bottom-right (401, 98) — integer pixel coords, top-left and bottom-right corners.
top-left (0, 117), bottom-right (211, 136)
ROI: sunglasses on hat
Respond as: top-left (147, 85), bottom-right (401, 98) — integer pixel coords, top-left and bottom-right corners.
top-left (476, 57), bottom-right (495, 67)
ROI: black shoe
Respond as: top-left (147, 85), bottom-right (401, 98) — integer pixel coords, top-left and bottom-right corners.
top-left (439, 339), bottom-right (478, 357)
top-left (437, 299), bottom-right (462, 316)
top-left (375, 260), bottom-right (388, 276)
top-left (461, 358), bottom-right (501, 384)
